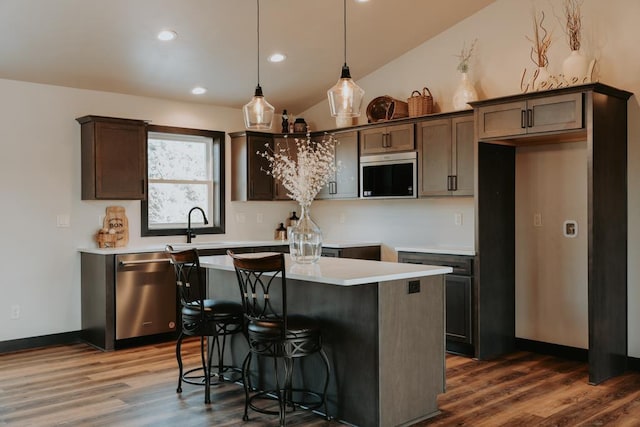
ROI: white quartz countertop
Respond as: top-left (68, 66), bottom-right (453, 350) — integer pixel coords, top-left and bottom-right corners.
top-left (201, 253), bottom-right (452, 287)
top-left (395, 246), bottom-right (476, 256)
top-left (78, 240), bottom-right (381, 255)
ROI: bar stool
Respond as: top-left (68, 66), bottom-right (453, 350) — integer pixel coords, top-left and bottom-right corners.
top-left (228, 250), bottom-right (330, 426)
top-left (166, 245), bottom-right (244, 404)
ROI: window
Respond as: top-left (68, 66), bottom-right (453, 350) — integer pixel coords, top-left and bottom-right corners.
top-left (141, 125), bottom-right (225, 237)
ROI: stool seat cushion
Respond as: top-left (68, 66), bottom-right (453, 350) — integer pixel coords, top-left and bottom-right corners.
top-left (182, 299), bottom-right (243, 318)
top-left (248, 314), bottom-right (320, 339)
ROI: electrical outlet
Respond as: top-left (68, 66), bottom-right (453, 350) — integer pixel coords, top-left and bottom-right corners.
top-left (564, 220), bottom-right (578, 238)
top-left (454, 212), bottom-right (463, 226)
top-left (256, 213), bottom-right (264, 224)
top-left (10, 304), bottom-right (20, 320)
top-left (533, 213), bottom-right (542, 227)
top-left (235, 213), bottom-right (246, 224)
top-left (339, 213), bottom-right (346, 224)
top-left (408, 281), bottom-right (421, 294)
top-left (98, 214), bottom-right (105, 227)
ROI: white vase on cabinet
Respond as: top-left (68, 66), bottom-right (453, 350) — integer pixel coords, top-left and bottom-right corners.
top-left (452, 72), bottom-right (478, 110)
top-left (562, 50), bottom-right (591, 84)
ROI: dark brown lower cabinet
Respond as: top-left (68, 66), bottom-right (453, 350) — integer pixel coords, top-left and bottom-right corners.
top-left (398, 251), bottom-right (474, 356)
top-left (322, 245), bottom-right (381, 261)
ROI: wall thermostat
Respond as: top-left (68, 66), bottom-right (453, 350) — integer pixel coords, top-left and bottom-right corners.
top-left (563, 220), bottom-right (578, 238)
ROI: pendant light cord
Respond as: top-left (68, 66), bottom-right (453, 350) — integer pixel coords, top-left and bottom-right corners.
top-left (343, 0), bottom-right (347, 67)
top-left (256, 0), bottom-right (261, 87)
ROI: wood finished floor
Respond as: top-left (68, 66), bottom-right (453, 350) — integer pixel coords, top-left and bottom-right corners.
top-left (1, 340), bottom-right (640, 426)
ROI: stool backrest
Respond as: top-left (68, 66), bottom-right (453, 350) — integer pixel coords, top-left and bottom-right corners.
top-left (166, 245), bottom-right (206, 312)
top-left (228, 251), bottom-right (288, 333)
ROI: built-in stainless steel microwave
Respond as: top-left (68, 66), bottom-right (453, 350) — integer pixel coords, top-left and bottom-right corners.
top-left (360, 151), bottom-right (417, 199)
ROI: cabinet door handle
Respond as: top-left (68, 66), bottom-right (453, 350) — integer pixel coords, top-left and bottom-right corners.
top-left (250, 181), bottom-right (254, 197)
top-left (452, 175), bottom-right (458, 191)
top-left (521, 110), bottom-right (527, 128)
top-left (447, 175), bottom-right (452, 191)
top-left (330, 181), bottom-right (337, 194)
top-left (141, 179), bottom-right (145, 195)
top-left (527, 109), bottom-right (533, 128)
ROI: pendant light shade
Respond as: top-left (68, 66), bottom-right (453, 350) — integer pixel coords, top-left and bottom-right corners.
top-left (243, 85), bottom-right (274, 130)
top-left (243, 0), bottom-right (274, 130)
top-left (327, 0), bottom-right (364, 118)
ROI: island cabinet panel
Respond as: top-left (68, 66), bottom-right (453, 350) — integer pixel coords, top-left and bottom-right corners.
top-left (417, 113), bottom-right (474, 197)
top-left (77, 115), bottom-right (147, 200)
top-left (378, 276), bottom-right (444, 426)
top-left (471, 83), bottom-right (632, 384)
top-left (399, 251), bottom-right (474, 356)
top-left (230, 132), bottom-right (274, 201)
top-left (316, 130), bottom-right (359, 200)
top-left (360, 123), bottom-right (414, 155)
top-left (476, 92), bottom-right (583, 140)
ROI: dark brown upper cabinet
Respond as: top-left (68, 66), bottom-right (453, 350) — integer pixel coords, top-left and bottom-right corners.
top-left (476, 92), bottom-right (583, 140)
top-left (360, 123), bottom-right (414, 155)
top-left (77, 115), bottom-right (147, 200)
top-left (230, 131), bottom-right (274, 201)
top-left (417, 113), bottom-right (474, 197)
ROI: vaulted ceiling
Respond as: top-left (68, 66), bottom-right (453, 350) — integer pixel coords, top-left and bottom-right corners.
top-left (0, 0), bottom-right (495, 114)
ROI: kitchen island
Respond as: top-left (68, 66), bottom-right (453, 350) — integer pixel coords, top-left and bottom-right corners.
top-left (201, 253), bottom-right (452, 427)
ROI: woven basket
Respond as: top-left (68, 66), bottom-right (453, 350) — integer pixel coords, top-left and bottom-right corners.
top-left (407, 87), bottom-right (434, 117)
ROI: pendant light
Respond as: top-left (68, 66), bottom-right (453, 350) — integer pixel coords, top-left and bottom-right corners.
top-left (327, 0), bottom-right (364, 118)
top-left (243, 0), bottom-right (274, 130)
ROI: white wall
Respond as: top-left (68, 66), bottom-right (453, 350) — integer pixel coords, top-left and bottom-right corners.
top-left (303, 0), bottom-right (640, 356)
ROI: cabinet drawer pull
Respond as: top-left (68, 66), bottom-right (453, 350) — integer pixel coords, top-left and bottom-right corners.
top-left (527, 109), bottom-right (533, 128)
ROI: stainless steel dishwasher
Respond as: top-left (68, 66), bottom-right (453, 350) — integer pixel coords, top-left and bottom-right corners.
top-left (115, 252), bottom-right (177, 340)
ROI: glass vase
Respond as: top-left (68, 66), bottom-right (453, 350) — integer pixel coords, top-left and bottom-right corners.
top-left (289, 204), bottom-right (322, 264)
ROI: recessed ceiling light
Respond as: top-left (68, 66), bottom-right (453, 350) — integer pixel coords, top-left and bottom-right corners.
top-left (157, 30), bottom-right (177, 41)
top-left (191, 87), bottom-right (207, 95)
top-left (268, 53), bottom-right (287, 63)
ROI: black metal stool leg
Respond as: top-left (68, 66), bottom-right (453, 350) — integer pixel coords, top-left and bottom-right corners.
top-left (272, 356), bottom-right (286, 427)
top-left (202, 336), bottom-right (211, 404)
top-left (176, 332), bottom-right (184, 393)
top-left (319, 348), bottom-right (331, 420)
top-left (242, 351), bottom-right (252, 421)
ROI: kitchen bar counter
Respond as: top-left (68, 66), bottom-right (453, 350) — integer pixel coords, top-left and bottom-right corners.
top-left (200, 252), bottom-right (450, 286)
top-left (204, 253), bottom-right (451, 427)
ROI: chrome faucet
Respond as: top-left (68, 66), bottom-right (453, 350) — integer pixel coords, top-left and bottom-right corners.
top-left (187, 207), bottom-right (209, 243)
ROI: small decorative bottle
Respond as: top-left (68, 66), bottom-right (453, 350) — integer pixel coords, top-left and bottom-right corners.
top-left (275, 222), bottom-right (287, 240)
top-left (281, 110), bottom-right (289, 134)
top-left (288, 211), bottom-right (299, 227)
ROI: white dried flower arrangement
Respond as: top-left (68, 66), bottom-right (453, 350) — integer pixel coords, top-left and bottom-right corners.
top-left (259, 133), bottom-right (337, 207)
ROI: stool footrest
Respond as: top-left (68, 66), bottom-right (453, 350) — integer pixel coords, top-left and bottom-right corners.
top-left (247, 387), bottom-right (325, 416)
top-left (181, 365), bottom-right (243, 386)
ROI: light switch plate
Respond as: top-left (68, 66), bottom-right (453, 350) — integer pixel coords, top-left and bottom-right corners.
top-left (56, 214), bottom-right (70, 228)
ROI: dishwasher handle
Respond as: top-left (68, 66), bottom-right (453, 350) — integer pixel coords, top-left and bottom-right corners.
top-left (118, 258), bottom-right (172, 267)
